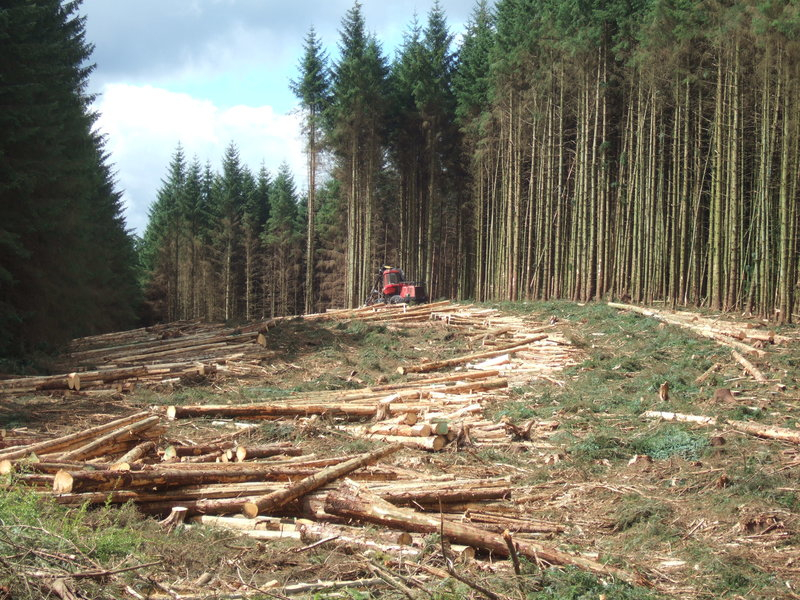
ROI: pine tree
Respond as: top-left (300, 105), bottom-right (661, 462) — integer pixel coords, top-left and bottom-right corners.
top-left (139, 145), bottom-right (186, 321)
top-left (0, 0), bottom-right (139, 355)
top-left (263, 163), bottom-right (303, 316)
top-left (210, 143), bottom-right (246, 321)
top-left (327, 2), bottom-right (389, 307)
top-left (291, 26), bottom-right (330, 315)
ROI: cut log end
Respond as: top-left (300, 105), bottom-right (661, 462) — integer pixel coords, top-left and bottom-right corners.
top-left (67, 372), bottom-right (80, 391)
top-left (242, 502), bottom-right (260, 519)
top-left (53, 470), bottom-right (74, 494)
top-left (166, 406), bottom-right (177, 421)
top-left (396, 367), bottom-right (407, 375)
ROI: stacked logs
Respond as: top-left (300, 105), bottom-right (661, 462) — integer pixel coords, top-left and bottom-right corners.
top-left (0, 411), bottom-right (641, 585)
top-left (0, 302), bottom-right (578, 396)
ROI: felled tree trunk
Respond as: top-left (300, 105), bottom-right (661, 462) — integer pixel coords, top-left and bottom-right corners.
top-left (241, 443), bottom-right (405, 518)
top-left (325, 480), bottom-right (643, 587)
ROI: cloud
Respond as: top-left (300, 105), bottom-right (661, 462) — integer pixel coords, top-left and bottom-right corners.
top-left (93, 84), bottom-right (304, 235)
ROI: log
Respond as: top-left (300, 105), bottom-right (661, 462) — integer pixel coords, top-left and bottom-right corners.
top-left (162, 442), bottom-right (236, 461)
top-left (67, 366), bottom-right (149, 391)
top-left (397, 335), bottom-right (547, 374)
top-left (57, 415), bottom-right (161, 461)
top-left (0, 373), bottom-right (71, 393)
top-left (110, 441), bottom-right (157, 470)
top-left (607, 303), bottom-right (766, 357)
top-left (364, 434), bottom-right (446, 452)
top-left (52, 486), bottom-right (283, 509)
top-left (168, 400), bottom-right (441, 421)
top-left (241, 442), bottom-right (405, 518)
top-left (695, 363), bottom-right (721, 384)
top-left (640, 411), bottom-right (718, 425)
top-left (1, 459), bottom-right (108, 475)
top-left (53, 478), bottom-right (513, 520)
top-left (52, 463), bottom-right (398, 494)
top-left (325, 480), bottom-right (642, 586)
top-left (373, 481), bottom-right (512, 506)
top-left (235, 443), bottom-right (301, 462)
top-left (146, 455), bottom-right (363, 471)
top-left (179, 451), bottom-right (225, 463)
top-left (370, 370), bottom-right (501, 392)
top-left (731, 350), bottom-right (768, 383)
top-left (728, 420), bottom-right (800, 444)
top-left (167, 402), bottom-right (379, 420)
top-left (0, 411), bottom-right (154, 461)
top-left (367, 423), bottom-right (432, 437)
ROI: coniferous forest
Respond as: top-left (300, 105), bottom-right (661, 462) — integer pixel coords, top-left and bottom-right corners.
top-left (0, 0), bottom-right (139, 358)
top-left (141, 0), bottom-right (800, 326)
top-left (3, 0), bottom-right (799, 360)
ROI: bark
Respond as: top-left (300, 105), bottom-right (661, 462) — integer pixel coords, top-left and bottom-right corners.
top-left (0, 412), bottom-right (154, 462)
top-left (325, 480), bottom-right (644, 586)
top-left (241, 442), bottom-right (404, 518)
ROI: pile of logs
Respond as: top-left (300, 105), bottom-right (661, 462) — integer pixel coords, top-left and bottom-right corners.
top-left (0, 303), bottom-right (580, 399)
top-left (0, 412), bottom-right (640, 586)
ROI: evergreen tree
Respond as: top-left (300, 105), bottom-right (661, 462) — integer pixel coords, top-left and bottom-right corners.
top-left (291, 26), bottom-right (330, 315)
top-left (263, 163), bottom-right (303, 316)
top-left (0, 0), bottom-right (138, 355)
top-left (210, 143), bottom-right (246, 321)
top-left (453, 1), bottom-right (495, 127)
top-left (327, 2), bottom-right (390, 307)
top-left (139, 144), bottom-right (186, 321)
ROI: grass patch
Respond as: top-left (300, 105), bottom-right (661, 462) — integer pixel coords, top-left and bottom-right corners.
top-left (613, 495), bottom-right (673, 532)
top-left (629, 425), bottom-right (709, 461)
top-left (570, 433), bottom-right (627, 461)
top-left (532, 566), bottom-right (664, 599)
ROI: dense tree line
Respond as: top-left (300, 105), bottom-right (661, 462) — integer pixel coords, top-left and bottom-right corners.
top-left (139, 144), bottom-right (306, 322)
top-left (142, 0), bottom-right (799, 323)
top-left (0, 0), bottom-right (139, 358)
top-left (462, 0), bottom-right (799, 324)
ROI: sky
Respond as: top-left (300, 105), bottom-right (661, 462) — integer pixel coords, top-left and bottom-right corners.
top-left (80, 0), bottom-right (479, 236)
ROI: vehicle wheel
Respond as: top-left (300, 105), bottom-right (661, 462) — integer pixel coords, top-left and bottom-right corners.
top-left (389, 295), bottom-right (404, 304)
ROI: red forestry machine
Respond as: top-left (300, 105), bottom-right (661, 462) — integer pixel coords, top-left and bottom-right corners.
top-left (364, 265), bottom-right (428, 306)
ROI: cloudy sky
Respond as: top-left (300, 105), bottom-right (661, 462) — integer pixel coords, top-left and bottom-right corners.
top-left (80, 0), bottom-right (479, 235)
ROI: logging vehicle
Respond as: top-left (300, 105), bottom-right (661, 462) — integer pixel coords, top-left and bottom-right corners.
top-left (364, 266), bottom-right (427, 306)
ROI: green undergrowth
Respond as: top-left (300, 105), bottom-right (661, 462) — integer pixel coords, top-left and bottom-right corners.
top-left (488, 300), bottom-right (732, 422)
top-left (0, 481), bottom-right (241, 599)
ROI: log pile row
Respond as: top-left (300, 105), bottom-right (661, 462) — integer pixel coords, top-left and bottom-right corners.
top-left (0, 302), bottom-right (578, 396)
top-left (0, 412), bottom-right (641, 586)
